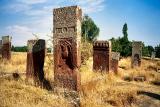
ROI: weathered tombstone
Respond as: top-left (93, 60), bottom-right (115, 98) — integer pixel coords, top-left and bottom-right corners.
top-left (53, 6), bottom-right (82, 91)
top-left (151, 52), bottom-right (156, 60)
top-left (26, 39), bottom-right (46, 86)
top-left (111, 52), bottom-right (120, 73)
top-left (2, 36), bottom-right (11, 60)
top-left (93, 41), bottom-right (111, 72)
top-left (131, 41), bottom-right (142, 68)
top-left (0, 40), bottom-right (2, 56)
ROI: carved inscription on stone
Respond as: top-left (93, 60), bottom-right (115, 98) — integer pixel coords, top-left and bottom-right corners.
top-left (2, 36), bottom-right (11, 60)
top-left (131, 41), bottom-right (142, 68)
top-left (93, 41), bottom-right (111, 72)
top-left (53, 6), bottom-right (82, 91)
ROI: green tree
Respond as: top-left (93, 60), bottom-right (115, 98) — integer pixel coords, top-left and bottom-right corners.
top-left (147, 45), bottom-right (154, 56)
top-left (142, 43), bottom-right (149, 57)
top-left (81, 15), bottom-right (100, 42)
top-left (12, 46), bottom-right (27, 52)
top-left (122, 23), bottom-right (128, 41)
top-left (110, 37), bottom-right (122, 52)
top-left (155, 44), bottom-right (160, 58)
top-left (120, 23), bottom-right (131, 57)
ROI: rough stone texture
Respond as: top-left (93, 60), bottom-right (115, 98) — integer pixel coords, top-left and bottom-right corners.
top-left (151, 52), bottom-right (156, 59)
top-left (2, 36), bottom-right (11, 60)
top-left (0, 40), bottom-right (2, 55)
top-left (53, 6), bottom-right (82, 91)
top-left (26, 39), bottom-right (46, 87)
top-left (131, 41), bottom-right (142, 68)
top-left (93, 41), bottom-right (111, 72)
top-left (111, 52), bottom-right (120, 73)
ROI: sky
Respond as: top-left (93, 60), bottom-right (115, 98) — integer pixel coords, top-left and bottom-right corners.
top-left (0, 0), bottom-right (160, 47)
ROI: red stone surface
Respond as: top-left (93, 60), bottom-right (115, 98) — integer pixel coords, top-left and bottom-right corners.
top-left (111, 59), bottom-right (118, 73)
top-left (2, 42), bottom-right (11, 60)
top-left (93, 41), bottom-right (111, 72)
top-left (53, 6), bottom-right (81, 91)
top-left (26, 39), bottom-right (45, 86)
top-left (54, 38), bottom-right (81, 91)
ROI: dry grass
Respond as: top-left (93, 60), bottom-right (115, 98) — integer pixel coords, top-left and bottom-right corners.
top-left (0, 52), bottom-right (160, 107)
top-left (0, 78), bottom-right (71, 107)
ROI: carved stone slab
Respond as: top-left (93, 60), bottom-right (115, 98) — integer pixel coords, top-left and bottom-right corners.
top-left (2, 36), bottom-right (11, 60)
top-left (111, 52), bottom-right (120, 73)
top-left (53, 6), bottom-right (82, 91)
top-left (93, 41), bottom-right (111, 72)
top-left (131, 41), bottom-right (142, 68)
top-left (26, 39), bottom-right (46, 86)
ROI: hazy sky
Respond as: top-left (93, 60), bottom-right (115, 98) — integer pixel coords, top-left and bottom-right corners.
top-left (0, 0), bottom-right (160, 47)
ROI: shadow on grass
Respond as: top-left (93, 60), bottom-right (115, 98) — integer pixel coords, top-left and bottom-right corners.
top-left (138, 91), bottom-right (160, 100)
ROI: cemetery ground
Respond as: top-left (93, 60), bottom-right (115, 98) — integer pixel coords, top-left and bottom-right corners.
top-left (0, 52), bottom-right (160, 107)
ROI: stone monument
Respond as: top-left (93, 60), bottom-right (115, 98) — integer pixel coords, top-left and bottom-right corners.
top-left (131, 41), bottom-right (142, 68)
top-left (93, 41), bottom-right (111, 72)
top-left (111, 52), bottom-right (120, 73)
top-left (53, 6), bottom-right (82, 91)
top-left (26, 39), bottom-right (46, 86)
top-left (2, 36), bottom-right (11, 60)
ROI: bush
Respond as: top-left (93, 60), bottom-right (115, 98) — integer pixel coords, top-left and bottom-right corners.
top-left (81, 41), bottom-right (92, 64)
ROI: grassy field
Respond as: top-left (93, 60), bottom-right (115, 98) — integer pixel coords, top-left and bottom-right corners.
top-left (0, 52), bottom-right (160, 107)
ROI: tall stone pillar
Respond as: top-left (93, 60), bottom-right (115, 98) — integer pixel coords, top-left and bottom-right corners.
top-left (131, 41), bottom-right (142, 68)
top-left (53, 6), bottom-right (82, 91)
top-left (93, 41), bottom-right (111, 73)
top-left (2, 36), bottom-right (11, 60)
top-left (111, 52), bottom-right (120, 73)
top-left (26, 39), bottom-right (46, 86)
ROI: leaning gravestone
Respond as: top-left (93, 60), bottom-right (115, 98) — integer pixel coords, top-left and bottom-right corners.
top-left (0, 40), bottom-right (2, 56)
top-left (53, 6), bottom-right (82, 91)
top-left (131, 41), bottom-right (142, 68)
top-left (26, 39), bottom-right (46, 87)
top-left (93, 41), bottom-right (111, 72)
top-left (2, 36), bottom-right (11, 60)
top-left (111, 52), bottom-right (120, 73)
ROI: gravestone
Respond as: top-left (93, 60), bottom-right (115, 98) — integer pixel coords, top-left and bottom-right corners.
top-left (0, 40), bottom-right (2, 56)
top-left (26, 39), bottom-right (46, 86)
top-left (53, 6), bottom-right (82, 91)
top-left (2, 36), bottom-right (11, 60)
top-left (151, 52), bottom-right (156, 60)
top-left (111, 52), bottom-right (120, 73)
top-left (131, 41), bottom-right (142, 68)
top-left (93, 41), bottom-right (111, 72)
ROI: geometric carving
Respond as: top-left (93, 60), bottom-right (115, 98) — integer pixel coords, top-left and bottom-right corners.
top-left (53, 6), bottom-right (82, 91)
top-left (111, 52), bottom-right (120, 73)
top-left (2, 36), bottom-right (11, 60)
top-left (131, 41), bottom-right (142, 68)
top-left (93, 41), bottom-right (111, 72)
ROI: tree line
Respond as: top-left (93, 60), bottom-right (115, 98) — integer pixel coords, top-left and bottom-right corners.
top-left (11, 15), bottom-right (160, 58)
